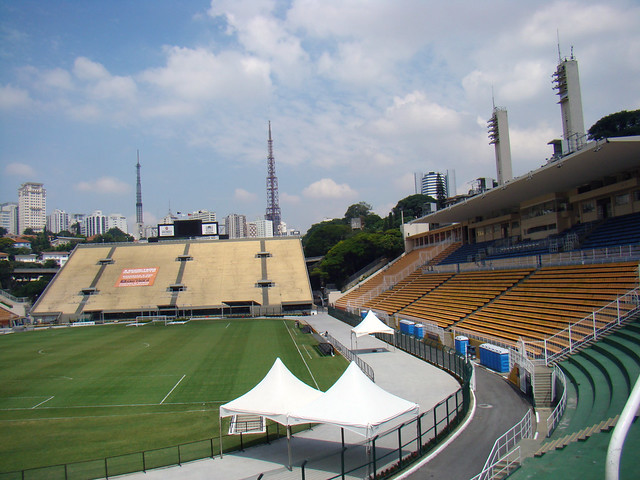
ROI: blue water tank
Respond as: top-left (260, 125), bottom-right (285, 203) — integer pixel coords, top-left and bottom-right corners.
top-left (455, 336), bottom-right (469, 356)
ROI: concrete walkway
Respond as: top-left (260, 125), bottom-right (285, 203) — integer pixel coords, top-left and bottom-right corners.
top-left (120, 313), bottom-right (460, 479)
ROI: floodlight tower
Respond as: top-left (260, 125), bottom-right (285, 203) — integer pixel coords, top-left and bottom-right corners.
top-left (487, 103), bottom-right (513, 185)
top-left (265, 121), bottom-right (282, 236)
top-left (135, 150), bottom-right (144, 239)
top-left (552, 46), bottom-right (586, 153)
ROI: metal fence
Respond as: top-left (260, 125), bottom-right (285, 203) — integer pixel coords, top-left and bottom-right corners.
top-left (324, 332), bottom-right (375, 382)
top-left (0, 423), bottom-right (293, 480)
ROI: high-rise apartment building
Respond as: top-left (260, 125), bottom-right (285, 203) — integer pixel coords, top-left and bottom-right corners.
top-left (107, 213), bottom-right (128, 234)
top-left (84, 210), bottom-right (107, 238)
top-left (247, 219), bottom-right (273, 238)
top-left (225, 214), bottom-right (247, 239)
top-left (47, 209), bottom-right (70, 234)
top-left (18, 182), bottom-right (46, 234)
top-left (415, 171), bottom-right (452, 199)
top-left (186, 210), bottom-right (217, 222)
top-left (70, 213), bottom-right (86, 236)
top-left (0, 202), bottom-right (19, 235)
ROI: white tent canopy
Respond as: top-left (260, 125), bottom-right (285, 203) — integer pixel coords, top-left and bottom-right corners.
top-left (288, 362), bottom-right (420, 438)
top-left (351, 310), bottom-right (395, 338)
top-left (219, 357), bottom-right (323, 426)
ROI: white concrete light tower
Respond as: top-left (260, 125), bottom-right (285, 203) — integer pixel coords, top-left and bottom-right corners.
top-left (487, 106), bottom-right (513, 185)
top-left (552, 47), bottom-right (586, 153)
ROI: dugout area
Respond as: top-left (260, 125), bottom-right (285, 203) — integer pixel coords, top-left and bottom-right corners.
top-left (31, 237), bottom-right (314, 324)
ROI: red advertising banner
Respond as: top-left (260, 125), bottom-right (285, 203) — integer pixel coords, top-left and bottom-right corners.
top-left (115, 267), bottom-right (159, 287)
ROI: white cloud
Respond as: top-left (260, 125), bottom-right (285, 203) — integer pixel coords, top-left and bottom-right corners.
top-left (303, 178), bottom-right (357, 199)
top-left (5, 162), bottom-right (36, 177)
top-left (0, 85), bottom-right (32, 109)
top-left (280, 192), bottom-right (300, 204)
top-left (234, 188), bottom-right (257, 202)
top-left (138, 47), bottom-right (271, 106)
top-left (73, 57), bottom-right (109, 81)
top-left (75, 177), bottom-right (130, 194)
top-left (41, 68), bottom-right (74, 90)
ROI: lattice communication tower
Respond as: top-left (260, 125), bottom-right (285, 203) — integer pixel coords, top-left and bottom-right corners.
top-left (136, 150), bottom-right (144, 239)
top-left (265, 121), bottom-right (281, 235)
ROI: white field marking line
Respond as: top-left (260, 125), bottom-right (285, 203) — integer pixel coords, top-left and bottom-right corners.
top-left (143, 342), bottom-right (150, 348)
top-left (225, 323), bottom-right (231, 328)
top-left (160, 374), bottom-right (186, 404)
top-left (0, 400), bottom-right (229, 412)
top-left (302, 344), bottom-right (312, 359)
top-left (1, 409), bottom-right (210, 423)
top-left (283, 320), bottom-right (319, 389)
top-left (31, 396), bottom-right (54, 409)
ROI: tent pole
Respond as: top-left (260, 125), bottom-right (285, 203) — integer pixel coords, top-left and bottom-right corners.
top-left (341, 428), bottom-right (345, 480)
top-left (287, 425), bottom-right (292, 471)
top-left (219, 415), bottom-right (223, 458)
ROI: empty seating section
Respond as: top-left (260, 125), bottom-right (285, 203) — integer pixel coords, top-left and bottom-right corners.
top-left (438, 241), bottom-right (494, 265)
top-left (32, 246), bottom-right (113, 315)
top-left (264, 239), bottom-right (313, 304)
top-left (86, 243), bottom-right (184, 312)
top-left (456, 262), bottom-right (639, 347)
top-left (513, 321), bottom-right (640, 480)
top-left (364, 272), bottom-right (453, 315)
top-left (335, 247), bottom-right (430, 310)
top-left (31, 238), bottom-right (313, 319)
top-left (398, 269), bottom-right (533, 329)
top-left (580, 211), bottom-right (640, 249)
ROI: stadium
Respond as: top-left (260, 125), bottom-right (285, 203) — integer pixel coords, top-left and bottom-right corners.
top-left (3, 58), bottom-right (640, 480)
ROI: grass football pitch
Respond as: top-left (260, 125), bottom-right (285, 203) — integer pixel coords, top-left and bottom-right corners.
top-left (0, 318), bottom-right (348, 474)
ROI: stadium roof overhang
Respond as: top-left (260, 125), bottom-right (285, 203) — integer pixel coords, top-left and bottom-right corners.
top-left (411, 136), bottom-right (640, 226)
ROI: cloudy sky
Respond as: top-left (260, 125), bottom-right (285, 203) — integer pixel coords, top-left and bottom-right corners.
top-left (1, 0), bottom-right (639, 234)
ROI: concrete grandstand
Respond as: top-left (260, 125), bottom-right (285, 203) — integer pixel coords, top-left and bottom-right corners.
top-left (31, 237), bottom-right (313, 323)
top-left (331, 136), bottom-right (640, 478)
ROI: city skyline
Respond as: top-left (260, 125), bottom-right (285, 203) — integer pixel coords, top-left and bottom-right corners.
top-left (1, 1), bottom-right (639, 233)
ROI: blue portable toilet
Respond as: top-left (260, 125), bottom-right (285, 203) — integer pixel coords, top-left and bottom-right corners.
top-left (455, 336), bottom-right (469, 356)
top-left (399, 319), bottom-right (414, 335)
top-left (360, 310), bottom-right (368, 319)
top-left (479, 343), bottom-right (510, 373)
top-left (414, 324), bottom-right (426, 339)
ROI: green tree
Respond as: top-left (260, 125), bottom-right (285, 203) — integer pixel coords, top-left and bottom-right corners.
top-left (0, 238), bottom-right (16, 253)
top-left (90, 228), bottom-right (134, 244)
top-left (588, 109), bottom-right (640, 140)
top-left (390, 194), bottom-right (437, 227)
top-left (22, 228), bottom-right (36, 235)
top-left (0, 227), bottom-right (7, 237)
top-left (30, 231), bottom-right (52, 254)
top-left (344, 202), bottom-right (373, 219)
top-left (69, 223), bottom-right (82, 236)
top-left (310, 230), bottom-right (403, 288)
top-left (0, 261), bottom-right (12, 290)
top-left (302, 220), bottom-right (351, 257)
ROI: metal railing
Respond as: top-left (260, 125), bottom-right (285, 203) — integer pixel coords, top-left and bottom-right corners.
top-left (470, 409), bottom-right (534, 480)
top-left (546, 364), bottom-right (568, 437)
top-left (324, 332), bottom-right (375, 383)
top-left (522, 287), bottom-right (640, 364)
